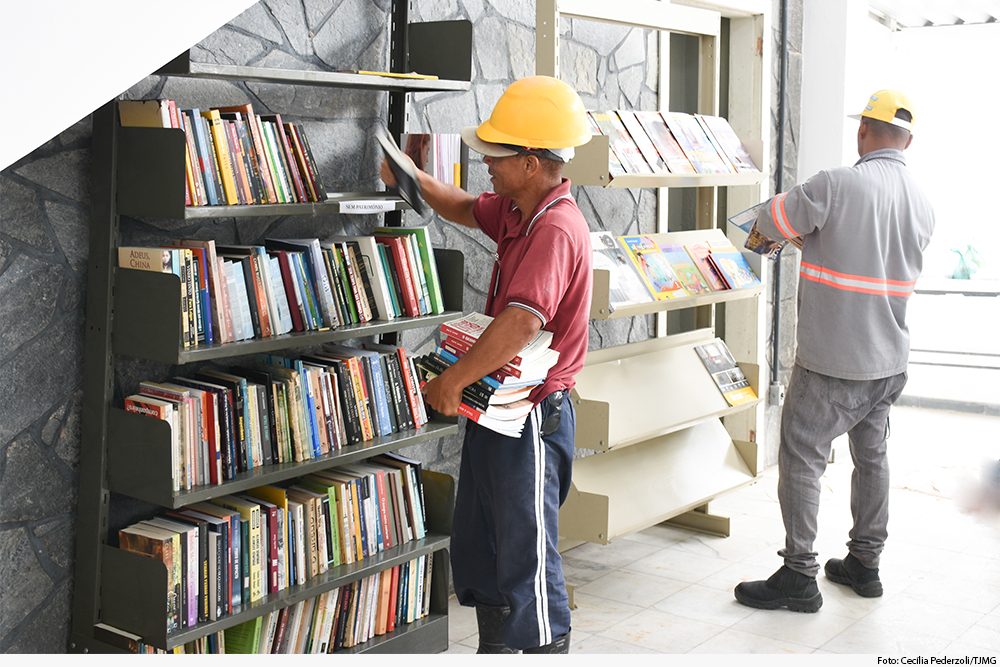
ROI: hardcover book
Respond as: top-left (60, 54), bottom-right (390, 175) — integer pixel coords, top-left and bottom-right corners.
top-left (377, 127), bottom-right (425, 214)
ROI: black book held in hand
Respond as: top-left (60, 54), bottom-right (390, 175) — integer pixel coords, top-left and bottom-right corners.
top-left (377, 127), bottom-right (425, 215)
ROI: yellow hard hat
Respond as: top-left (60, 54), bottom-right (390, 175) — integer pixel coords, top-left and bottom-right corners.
top-left (848, 89), bottom-right (915, 132)
top-left (464, 76), bottom-right (591, 159)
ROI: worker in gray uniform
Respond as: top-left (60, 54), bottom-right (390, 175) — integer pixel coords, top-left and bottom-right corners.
top-left (735, 89), bottom-right (935, 612)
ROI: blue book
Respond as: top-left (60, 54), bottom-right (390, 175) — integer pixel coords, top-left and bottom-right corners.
top-left (184, 109), bottom-right (219, 205)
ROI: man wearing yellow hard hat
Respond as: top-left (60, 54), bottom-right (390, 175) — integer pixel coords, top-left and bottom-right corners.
top-left (381, 75), bottom-right (592, 653)
top-left (734, 90), bottom-right (935, 613)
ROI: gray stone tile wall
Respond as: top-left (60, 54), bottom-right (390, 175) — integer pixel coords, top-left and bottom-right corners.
top-left (0, 0), bottom-right (800, 652)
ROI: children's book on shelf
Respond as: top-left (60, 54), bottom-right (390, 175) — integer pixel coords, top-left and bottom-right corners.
top-left (662, 112), bottom-right (734, 174)
top-left (585, 111), bottom-right (628, 177)
top-left (590, 231), bottom-right (654, 310)
top-left (616, 110), bottom-right (668, 173)
top-left (695, 114), bottom-right (759, 173)
top-left (633, 111), bottom-right (696, 174)
top-left (694, 339), bottom-right (758, 407)
top-left (660, 243), bottom-right (713, 295)
top-left (589, 110), bottom-right (652, 175)
top-left (683, 241), bottom-right (730, 292)
top-left (619, 235), bottom-right (688, 300)
top-left (707, 245), bottom-right (762, 290)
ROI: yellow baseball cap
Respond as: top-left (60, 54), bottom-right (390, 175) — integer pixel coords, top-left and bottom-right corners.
top-left (849, 89), bottom-right (915, 132)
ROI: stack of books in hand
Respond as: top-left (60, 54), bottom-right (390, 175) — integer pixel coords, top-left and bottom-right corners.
top-left (416, 313), bottom-right (560, 437)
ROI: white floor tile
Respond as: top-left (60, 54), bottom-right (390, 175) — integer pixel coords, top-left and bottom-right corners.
top-left (575, 568), bottom-right (688, 608)
top-left (653, 583), bottom-right (755, 628)
top-left (623, 544), bottom-right (735, 584)
top-left (597, 607), bottom-right (727, 653)
top-left (729, 608), bottom-right (858, 649)
top-left (861, 594), bottom-right (984, 642)
top-left (686, 627), bottom-right (815, 654)
top-left (819, 619), bottom-right (949, 654)
top-left (568, 591), bottom-right (646, 634)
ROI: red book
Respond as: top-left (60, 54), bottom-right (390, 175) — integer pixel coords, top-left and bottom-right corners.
top-left (375, 236), bottom-right (420, 317)
top-left (260, 114), bottom-right (308, 202)
top-left (246, 495), bottom-right (280, 595)
top-left (285, 123), bottom-right (318, 202)
top-left (271, 249), bottom-right (305, 332)
top-left (394, 347), bottom-right (423, 428)
top-left (374, 469), bottom-right (393, 550)
top-left (386, 565), bottom-right (399, 633)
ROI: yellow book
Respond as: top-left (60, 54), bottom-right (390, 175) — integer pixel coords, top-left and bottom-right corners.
top-left (211, 494), bottom-right (263, 602)
top-left (247, 485), bottom-right (291, 589)
top-left (201, 109), bottom-right (240, 205)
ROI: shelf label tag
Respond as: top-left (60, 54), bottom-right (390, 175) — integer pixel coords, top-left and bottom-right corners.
top-left (340, 200), bottom-right (396, 214)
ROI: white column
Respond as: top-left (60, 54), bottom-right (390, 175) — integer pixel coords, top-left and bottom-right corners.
top-left (799, 0), bottom-right (872, 177)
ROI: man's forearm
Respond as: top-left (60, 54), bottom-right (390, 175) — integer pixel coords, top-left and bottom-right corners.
top-left (422, 306), bottom-right (543, 415)
top-left (415, 169), bottom-right (477, 228)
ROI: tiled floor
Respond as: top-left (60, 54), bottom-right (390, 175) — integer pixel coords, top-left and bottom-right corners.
top-left (444, 406), bottom-right (1000, 656)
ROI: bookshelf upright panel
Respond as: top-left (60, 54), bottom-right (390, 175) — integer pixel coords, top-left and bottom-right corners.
top-left (537, 0), bottom-right (771, 545)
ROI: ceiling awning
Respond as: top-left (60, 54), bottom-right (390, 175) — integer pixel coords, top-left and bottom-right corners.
top-left (870, 0), bottom-right (1000, 29)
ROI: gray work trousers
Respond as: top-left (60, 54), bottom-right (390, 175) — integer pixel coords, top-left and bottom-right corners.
top-left (778, 364), bottom-right (907, 577)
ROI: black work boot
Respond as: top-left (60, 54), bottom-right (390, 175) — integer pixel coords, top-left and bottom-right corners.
top-left (475, 605), bottom-right (518, 654)
top-left (734, 565), bottom-right (823, 613)
top-left (825, 553), bottom-right (883, 597)
top-left (523, 629), bottom-right (571, 654)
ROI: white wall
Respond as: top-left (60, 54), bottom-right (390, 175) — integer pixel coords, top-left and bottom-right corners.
top-left (799, 0), bottom-right (871, 180)
top-left (800, 8), bottom-right (1000, 279)
top-left (0, 0), bottom-right (255, 172)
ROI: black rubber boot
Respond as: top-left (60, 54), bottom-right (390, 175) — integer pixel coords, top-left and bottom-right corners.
top-left (523, 629), bottom-right (571, 654)
top-left (734, 565), bottom-right (823, 613)
top-left (825, 553), bottom-right (883, 597)
top-left (475, 605), bottom-right (518, 654)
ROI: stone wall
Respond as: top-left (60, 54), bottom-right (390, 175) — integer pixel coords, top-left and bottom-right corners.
top-left (0, 0), bottom-right (798, 652)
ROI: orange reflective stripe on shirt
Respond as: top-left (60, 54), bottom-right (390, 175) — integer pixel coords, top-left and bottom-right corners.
top-left (771, 192), bottom-right (800, 240)
top-left (800, 261), bottom-right (917, 297)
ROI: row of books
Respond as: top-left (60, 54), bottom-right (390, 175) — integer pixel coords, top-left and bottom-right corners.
top-left (97, 554), bottom-right (432, 654)
top-left (225, 556), bottom-right (433, 653)
top-left (591, 231), bottom-right (761, 311)
top-left (123, 344), bottom-right (429, 491)
top-left (402, 133), bottom-right (464, 186)
top-left (115, 451), bottom-right (430, 635)
top-left (118, 99), bottom-right (327, 207)
top-left (118, 229), bottom-right (445, 349)
top-left (415, 313), bottom-right (560, 437)
top-left (587, 110), bottom-right (759, 178)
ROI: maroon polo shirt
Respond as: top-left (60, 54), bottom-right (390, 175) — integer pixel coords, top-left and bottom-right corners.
top-left (472, 178), bottom-right (593, 405)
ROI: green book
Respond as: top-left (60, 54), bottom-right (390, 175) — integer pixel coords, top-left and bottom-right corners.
top-left (373, 226), bottom-right (445, 314)
top-left (224, 615), bottom-right (263, 654)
